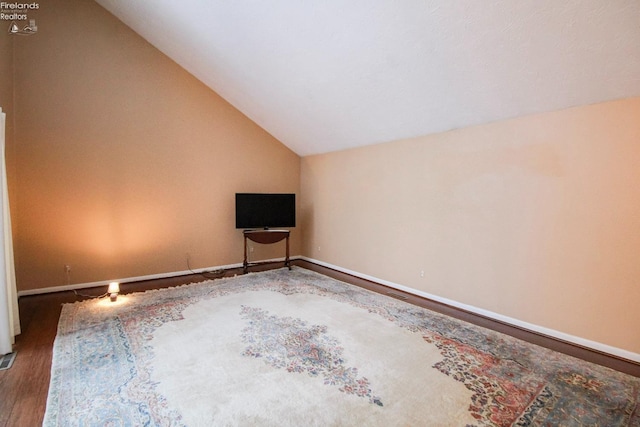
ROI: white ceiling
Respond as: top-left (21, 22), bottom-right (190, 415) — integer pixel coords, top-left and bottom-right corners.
top-left (94, 1), bottom-right (640, 156)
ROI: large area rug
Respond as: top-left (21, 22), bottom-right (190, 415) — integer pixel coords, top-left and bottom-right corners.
top-left (44, 267), bottom-right (639, 426)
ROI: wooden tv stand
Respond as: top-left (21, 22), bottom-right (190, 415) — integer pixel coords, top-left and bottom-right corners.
top-left (243, 229), bottom-right (291, 273)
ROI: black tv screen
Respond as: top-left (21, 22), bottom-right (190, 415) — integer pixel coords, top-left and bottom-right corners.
top-left (235, 193), bottom-right (296, 229)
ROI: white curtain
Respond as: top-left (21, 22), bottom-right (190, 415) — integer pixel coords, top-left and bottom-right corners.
top-left (0, 108), bottom-right (19, 356)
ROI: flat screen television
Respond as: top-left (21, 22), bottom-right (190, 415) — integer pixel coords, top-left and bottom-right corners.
top-left (235, 193), bottom-right (296, 229)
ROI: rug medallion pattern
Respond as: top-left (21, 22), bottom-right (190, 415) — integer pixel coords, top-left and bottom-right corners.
top-left (240, 305), bottom-right (384, 406)
top-left (44, 267), bottom-right (640, 426)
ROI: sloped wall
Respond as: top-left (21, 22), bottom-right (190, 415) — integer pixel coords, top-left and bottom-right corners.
top-left (301, 98), bottom-right (640, 355)
top-left (11, 0), bottom-right (300, 291)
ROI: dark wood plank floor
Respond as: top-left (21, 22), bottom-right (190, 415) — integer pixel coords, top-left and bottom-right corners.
top-left (0, 291), bottom-right (69, 427)
top-left (0, 260), bottom-right (637, 426)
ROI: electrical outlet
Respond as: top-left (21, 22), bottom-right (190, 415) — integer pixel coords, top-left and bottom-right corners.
top-left (65, 265), bottom-right (71, 273)
top-left (420, 270), bottom-right (424, 278)
top-left (250, 246), bottom-right (254, 253)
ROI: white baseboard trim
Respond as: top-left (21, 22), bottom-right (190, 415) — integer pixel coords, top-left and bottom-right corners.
top-left (300, 257), bottom-right (640, 364)
top-left (17, 256), bottom-right (301, 297)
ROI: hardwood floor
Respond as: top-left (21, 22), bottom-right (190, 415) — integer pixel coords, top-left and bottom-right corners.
top-left (0, 260), bottom-right (637, 426)
top-left (0, 291), bottom-right (68, 427)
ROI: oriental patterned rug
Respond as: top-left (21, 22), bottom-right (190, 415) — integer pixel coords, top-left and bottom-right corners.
top-left (44, 267), bottom-right (639, 426)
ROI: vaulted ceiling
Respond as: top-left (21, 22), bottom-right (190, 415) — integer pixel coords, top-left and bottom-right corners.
top-left (95, 1), bottom-right (640, 156)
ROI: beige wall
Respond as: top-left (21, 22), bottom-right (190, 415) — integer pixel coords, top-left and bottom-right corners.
top-left (301, 97), bottom-right (640, 354)
top-left (11, 0), bottom-right (300, 291)
top-left (0, 24), bottom-right (16, 222)
top-left (0, 28), bottom-right (11, 107)
top-left (0, 30), bottom-right (12, 116)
